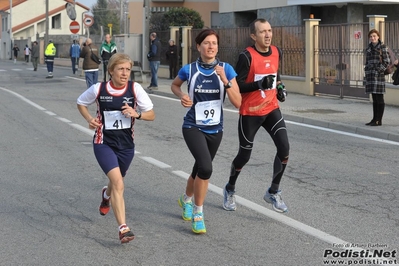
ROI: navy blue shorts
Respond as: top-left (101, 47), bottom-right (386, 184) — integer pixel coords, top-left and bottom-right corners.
top-left (93, 144), bottom-right (135, 177)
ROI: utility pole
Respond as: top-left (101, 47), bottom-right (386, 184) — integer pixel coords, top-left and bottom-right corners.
top-left (120, 0), bottom-right (123, 34)
top-left (9, 0), bottom-right (12, 59)
top-left (143, 0), bottom-right (150, 71)
top-left (45, 0), bottom-right (49, 45)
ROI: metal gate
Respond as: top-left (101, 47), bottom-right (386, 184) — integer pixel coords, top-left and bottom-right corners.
top-left (314, 23), bottom-right (369, 99)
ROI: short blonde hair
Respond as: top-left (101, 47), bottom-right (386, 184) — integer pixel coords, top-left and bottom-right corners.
top-left (107, 53), bottom-right (133, 76)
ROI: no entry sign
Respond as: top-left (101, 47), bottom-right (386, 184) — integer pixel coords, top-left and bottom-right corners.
top-left (69, 21), bottom-right (80, 34)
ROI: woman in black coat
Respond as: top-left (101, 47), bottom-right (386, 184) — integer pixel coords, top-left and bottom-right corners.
top-left (166, 39), bottom-right (178, 79)
top-left (364, 29), bottom-right (390, 126)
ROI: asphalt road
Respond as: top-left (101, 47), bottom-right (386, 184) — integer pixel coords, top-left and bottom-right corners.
top-left (0, 62), bottom-right (398, 266)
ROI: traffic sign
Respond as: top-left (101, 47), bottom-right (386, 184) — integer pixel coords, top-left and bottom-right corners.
top-left (83, 16), bottom-right (94, 27)
top-left (65, 3), bottom-right (77, 21)
top-left (69, 21), bottom-right (80, 34)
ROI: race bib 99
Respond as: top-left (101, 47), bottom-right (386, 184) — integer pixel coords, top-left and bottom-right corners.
top-left (195, 100), bottom-right (221, 126)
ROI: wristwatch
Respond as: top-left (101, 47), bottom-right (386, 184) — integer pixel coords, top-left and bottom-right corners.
top-left (224, 81), bottom-right (232, 89)
top-left (136, 110), bottom-right (142, 119)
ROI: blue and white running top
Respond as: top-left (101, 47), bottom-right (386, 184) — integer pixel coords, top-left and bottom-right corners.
top-left (178, 61), bottom-right (237, 133)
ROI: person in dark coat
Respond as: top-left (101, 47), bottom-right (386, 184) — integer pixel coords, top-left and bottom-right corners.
top-left (31, 41), bottom-right (40, 71)
top-left (80, 38), bottom-right (100, 88)
top-left (147, 32), bottom-right (161, 89)
top-left (13, 44), bottom-right (19, 63)
top-left (364, 29), bottom-right (390, 126)
top-left (166, 39), bottom-right (178, 79)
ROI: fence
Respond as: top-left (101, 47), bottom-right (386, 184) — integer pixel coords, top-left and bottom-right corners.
top-left (381, 21), bottom-right (399, 83)
top-left (188, 26), bottom-right (305, 77)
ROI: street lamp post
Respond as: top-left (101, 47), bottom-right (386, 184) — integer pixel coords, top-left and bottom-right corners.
top-left (143, 0), bottom-right (150, 71)
top-left (124, 12), bottom-right (129, 34)
top-left (45, 0), bottom-right (49, 45)
top-left (9, 0), bottom-right (13, 60)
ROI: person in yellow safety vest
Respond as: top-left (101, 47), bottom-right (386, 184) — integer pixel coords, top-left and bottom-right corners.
top-left (45, 40), bottom-right (56, 78)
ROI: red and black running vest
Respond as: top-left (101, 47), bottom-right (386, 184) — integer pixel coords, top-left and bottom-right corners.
top-left (239, 46), bottom-right (280, 116)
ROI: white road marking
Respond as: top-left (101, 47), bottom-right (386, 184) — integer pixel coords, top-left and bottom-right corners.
top-left (66, 76), bottom-right (85, 81)
top-left (0, 87), bottom-right (46, 111)
top-left (140, 156), bottom-right (171, 168)
top-left (2, 86), bottom-right (398, 259)
top-left (12, 69), bottom-right (22, 71)
top-left (149, 94), bottom-right (180, 102)
top-left (0, 69), bottom-right (6, 72)
top-left (286, 120), bottom-right (399, 146)
top-left (57, 117), bottom-right (71, 123)
top-left (69, 123), bottom-right (95, 135)
top-left (45, 111), bottom-right (56, 116)
top-left (171, 170), bottom-right (360, 251)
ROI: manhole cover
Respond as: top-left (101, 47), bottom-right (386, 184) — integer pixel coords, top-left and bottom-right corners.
top-left (295, 109), bottom-right (345, 114)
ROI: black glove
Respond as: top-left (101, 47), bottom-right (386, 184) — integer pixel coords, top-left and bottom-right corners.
top-left (257, 75), bottom-right (275, 90)
top-left (277, 83), bottom-right (287, 102)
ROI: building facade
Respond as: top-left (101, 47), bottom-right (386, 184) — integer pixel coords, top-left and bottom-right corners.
top-left (127, 0), bottom-right (219, 34)
top-left (218, 0), bottom-right (399, 27)
top-left (0, 0), bottom-right (89, 60)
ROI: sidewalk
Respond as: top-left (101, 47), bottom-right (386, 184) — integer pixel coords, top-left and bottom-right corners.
top-left (141, 77), bottom-right (399, 142)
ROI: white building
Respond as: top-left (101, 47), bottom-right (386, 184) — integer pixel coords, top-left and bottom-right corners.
top-left (0, 0), bottom-right (89, 60)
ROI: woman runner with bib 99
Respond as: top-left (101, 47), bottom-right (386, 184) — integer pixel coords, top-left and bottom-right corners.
top-left (171, 29), bottom-right (241, 234)
top-left (77, 53), bottom-right (155, 243)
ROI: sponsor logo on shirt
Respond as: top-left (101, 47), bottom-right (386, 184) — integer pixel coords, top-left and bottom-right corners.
top-left (99, 96), bottom-right (113, 102)
top-left (122, 97), bottom-right (133, 104)
top-left (195, 84), bottom-right (220, 93)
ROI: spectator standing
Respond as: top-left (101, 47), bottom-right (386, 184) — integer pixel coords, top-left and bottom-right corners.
top-left (100, 34), bottom-right (118, 82)
top-left (166, 39), bottom-right (178, 79)
top-left (147, 32), bottom-right (161, 90)
top-left (44, 40), bottom-right (56, 78)
top-left (31, 41), bottom-right (39, 71)
top-left (70, 40), bottom-right (81, 75)
top-left (364, 29), bottom-right (390, 126)
top-left (24, 45), bottom-right (31, 62)
top-left (80, 38), bottom-right (100, 88)
top-left (12, 44), bottom-right (19, 63)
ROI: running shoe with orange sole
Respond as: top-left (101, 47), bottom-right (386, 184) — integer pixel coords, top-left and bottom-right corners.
top-left (99, 186), bottom-right (110, 216)
top-left (119, 226), bottom-right (135, 244)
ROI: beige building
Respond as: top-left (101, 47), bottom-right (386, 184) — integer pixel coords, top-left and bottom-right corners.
top-left (0, 0), bottom-right (89, 60)
top-left (127, 0), bottom-right (219, 34)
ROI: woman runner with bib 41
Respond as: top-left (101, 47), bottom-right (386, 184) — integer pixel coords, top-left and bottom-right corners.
top-left (77, 53), bottom-right (155, 243)
top-left (171, 29), bottom-right (241, 234)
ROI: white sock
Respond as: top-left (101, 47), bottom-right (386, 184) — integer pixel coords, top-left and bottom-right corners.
top-left (193, 205), bottom-right (203, 214)
top-left (183, 193), bottom-right (192, 203)
top-left (118, 224), bottom-right (127, 231)
top-left (103, 189), bottom-right (110, 200)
